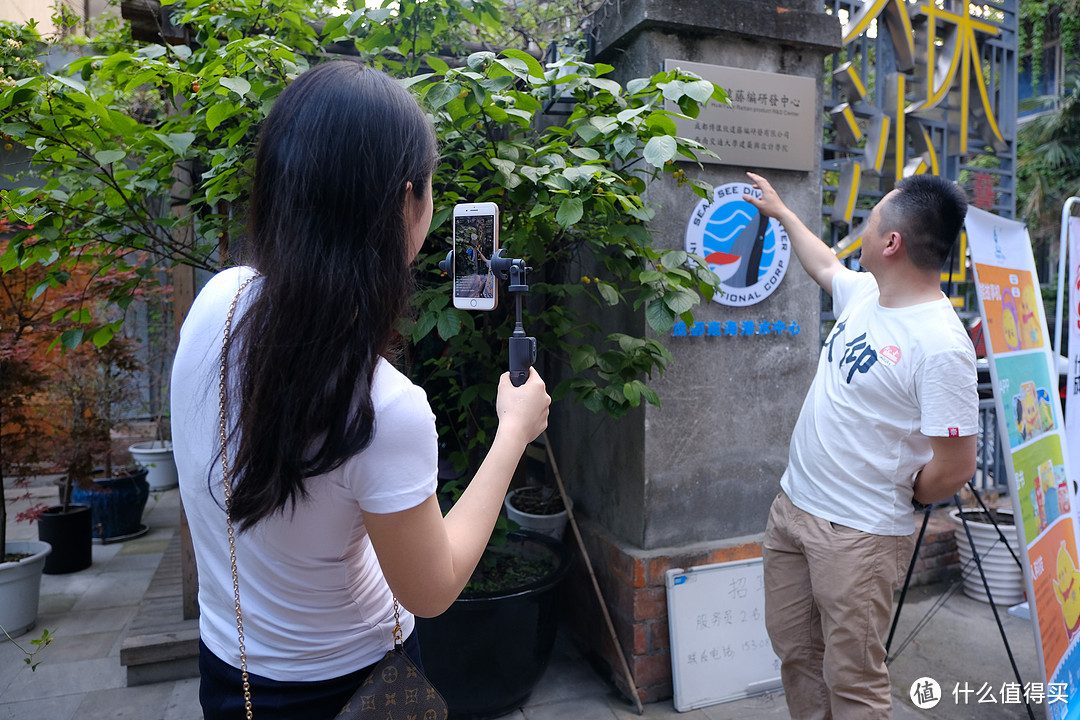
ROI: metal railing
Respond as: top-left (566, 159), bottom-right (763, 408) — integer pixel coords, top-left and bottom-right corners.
top-left (973, 398), bottom-right (1009, 496)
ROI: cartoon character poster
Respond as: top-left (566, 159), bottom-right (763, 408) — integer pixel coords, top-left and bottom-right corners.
top-left (1030, 523), bottom-right (1080, 676)
top-left (1013, 435), bottom-right (1069, 544)
top-left (995, 353), bottom-right (1061, 449)
top-left (969, 205), bottom-right (1080, 719)
top-left (973, 263), bottom-right (1045, 355)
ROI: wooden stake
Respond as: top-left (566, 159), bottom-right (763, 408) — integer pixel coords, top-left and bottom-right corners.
top-left (541, 431), bottom-right (645, 715)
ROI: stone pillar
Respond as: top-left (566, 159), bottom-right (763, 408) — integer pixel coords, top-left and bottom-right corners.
top-left (553, 0), bottom-right (840, 704)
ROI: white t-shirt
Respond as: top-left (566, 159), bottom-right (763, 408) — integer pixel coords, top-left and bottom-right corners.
top-left (171, 266), bottom-right (438, 681)
top-left (780, 269), bottom-right (979, 536)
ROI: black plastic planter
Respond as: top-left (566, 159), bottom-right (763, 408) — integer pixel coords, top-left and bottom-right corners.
top-left (416, 531), bottom-right (572, 720)
top-left (37, 504), bottom-right (92, 574)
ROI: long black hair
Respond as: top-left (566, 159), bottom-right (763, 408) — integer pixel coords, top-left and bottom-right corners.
top-left (226, 60), bottom-right (437, 530)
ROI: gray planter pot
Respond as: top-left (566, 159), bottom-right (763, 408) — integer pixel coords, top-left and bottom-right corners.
top-left (0, 540), bottom-right (52, 637)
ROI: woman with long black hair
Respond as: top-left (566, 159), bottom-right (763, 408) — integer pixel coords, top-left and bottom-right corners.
top-left (171, 60), bottom-right (550, 719)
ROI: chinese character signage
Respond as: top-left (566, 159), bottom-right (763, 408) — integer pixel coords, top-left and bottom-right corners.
top-left (824, 0), bottom-right (1016, 285)
top-left (968, 206), bottom-right (1080, 720)
top-left (664, 59), bottom-right (816, 172)
top-left (684, 181), bottom-right (792, 307)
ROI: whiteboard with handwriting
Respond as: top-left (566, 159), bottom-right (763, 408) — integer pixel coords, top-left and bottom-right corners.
top-left (666, 559), bottom-right (782, 711)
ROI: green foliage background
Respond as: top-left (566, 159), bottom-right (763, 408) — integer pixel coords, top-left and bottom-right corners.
top-left (0, 0), bottom-right (727, 475)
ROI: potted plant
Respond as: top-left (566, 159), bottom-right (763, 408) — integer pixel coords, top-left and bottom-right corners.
top-left (129, 296), bottom-right (177, 492)
top-left (0, 229), bottom-right (154, 559)
top-left (59, 336), bottom-right (151, 542)
top-left (414, 467), bottom-right (572, 720)
top-left (0, 343), bottom-right (55, 629)
top-left (951, 505), bottom-right (1025, 605)
top-left (415, 529), bottom-right (572, 720)
top-left (504, 440), bottom-right (570, 540)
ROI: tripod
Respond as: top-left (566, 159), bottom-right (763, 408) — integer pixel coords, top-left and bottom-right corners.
top-left (886, 480), bottom-right (1034, 720)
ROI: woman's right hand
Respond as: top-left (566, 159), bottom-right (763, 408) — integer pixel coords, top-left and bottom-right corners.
top-left (495, 368), bottom-right (550, 448)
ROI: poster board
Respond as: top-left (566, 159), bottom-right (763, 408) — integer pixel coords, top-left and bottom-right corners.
top-left (967, 206), bottom-right (1080, 720)
top-left (666, 558), bottom-right (781, 712)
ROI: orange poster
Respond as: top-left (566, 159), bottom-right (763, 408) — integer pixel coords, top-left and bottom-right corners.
top-left (1029, 520), bottom-right (1080, 673)
top-left (973, 263), bottom-right (1044, 355)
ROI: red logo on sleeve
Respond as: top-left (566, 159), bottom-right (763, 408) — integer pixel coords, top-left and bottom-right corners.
top-left (949, 428), bottom-right (959, 437)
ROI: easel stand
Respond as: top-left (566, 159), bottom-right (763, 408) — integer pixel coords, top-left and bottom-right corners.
top-left (886, 481), bottom-right (1034, 720)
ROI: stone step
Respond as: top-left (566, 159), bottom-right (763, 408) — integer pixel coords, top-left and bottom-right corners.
top-left (119, 531), bottom-right (200, 686)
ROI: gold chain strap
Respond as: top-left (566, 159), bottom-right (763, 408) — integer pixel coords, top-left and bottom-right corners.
top-left (220, 276), bottom-right (257, 719)
top-left (218, 275), bottom-right (405, 720)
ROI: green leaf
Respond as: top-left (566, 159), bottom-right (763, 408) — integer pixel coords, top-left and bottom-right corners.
top-left (92, 326), bottom-right (114, 347)
top-left (569, 147), bottom-right (600, 161)
top-left (570, 346), bottom-right (597, 372)
top-left (638, 270), bottom-right (662, 283)
top-left (206, 102), bottom-right (233, 131)
top-left (623, 381), bottom-right (641, 406)
top-left (661, 250), bottom-right (688, 267)
top-left (614, 133), bottom-right (637, 159)
top-left (220, 76), bottom-right (251, 98)
top-left (61, 328), bottom-right (84, 349)
top-left (587, 77), bottom-right (622, 95)
top-left (154, 132), bottom-right (196, 156)
top-left (437, 309), bottom-right (463, 340)
top-left (426, 56), bottom-right (451, 75)
top-left (48, 74), bottom-right (87, 94)
top-left (368, 7), bottom-right (393, 22)
top-left (596, 281), bottom-right (619, 305)
top-left (626, 77), bottom-right (650, 94)
top-left (643, 135), bottom-right (677, 167)
top-left (555, 197), bottom-right (583, 228)
top-left (663, 288), bottom-right (698, 314)
top-left (685, 79), bottom-right (715, 103)
top-left (94, 150), bottom-right (126, 166)
top-left (645, 300), bottom-right (676, 335)
top-left (500, 48), bottom-right (545, 79)
top-left (426, 81), bottom-right (459, 108)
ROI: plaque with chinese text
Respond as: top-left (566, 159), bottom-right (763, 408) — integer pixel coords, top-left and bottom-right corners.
top-left (664, 59), bottom-right (816, 172)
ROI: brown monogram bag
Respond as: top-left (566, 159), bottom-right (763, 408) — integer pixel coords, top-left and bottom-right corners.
top-left (335, 613), bottom-right (449, 720)
top-left (220, 281), bottom-right (447, 720)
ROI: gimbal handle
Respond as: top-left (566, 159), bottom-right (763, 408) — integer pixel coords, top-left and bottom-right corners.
top-left (438, 249), bottom-right (536, 387)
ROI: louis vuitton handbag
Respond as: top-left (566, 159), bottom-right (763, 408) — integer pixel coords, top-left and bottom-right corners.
top-left (218, 280), bottom-right (448, 720)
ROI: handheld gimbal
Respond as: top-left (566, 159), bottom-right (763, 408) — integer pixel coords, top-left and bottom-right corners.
top-left (439, 250), bottom-right (536, 387)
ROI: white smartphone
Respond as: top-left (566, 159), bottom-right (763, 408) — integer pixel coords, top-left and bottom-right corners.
top-left (452, 202), bottom-right (499, 311)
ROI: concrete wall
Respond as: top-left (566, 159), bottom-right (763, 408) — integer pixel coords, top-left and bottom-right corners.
top-left (553, 0), bottom-right (840, 551)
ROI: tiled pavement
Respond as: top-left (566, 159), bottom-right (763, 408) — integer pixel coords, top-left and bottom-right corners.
top-left (1, 474), bottom-right (1043, 719)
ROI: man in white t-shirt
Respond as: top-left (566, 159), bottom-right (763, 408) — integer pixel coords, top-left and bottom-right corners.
top-left (744, 172), bottom-right (979, 719)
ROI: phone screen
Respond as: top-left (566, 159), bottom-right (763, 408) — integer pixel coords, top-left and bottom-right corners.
top-left (453, 209), bottom-right (497, 308)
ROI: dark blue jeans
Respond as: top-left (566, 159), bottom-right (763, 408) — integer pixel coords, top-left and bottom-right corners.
top-left (199, 632), bottom-right (424, 720)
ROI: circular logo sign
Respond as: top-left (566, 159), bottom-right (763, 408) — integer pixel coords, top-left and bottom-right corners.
top-left (685, 182), bottom-right (790, 307)
top-left (909, 677), bottom-right (942, 709)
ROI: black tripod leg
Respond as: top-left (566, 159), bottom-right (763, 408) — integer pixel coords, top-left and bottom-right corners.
top-left (964, 479), bottom-right (1023, 569)
top-left (887, 505), bottom-right (931, 656)
top-left (954, 494), bottom-right (1036, 720)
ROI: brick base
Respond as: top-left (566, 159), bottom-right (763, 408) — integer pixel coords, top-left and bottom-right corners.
top-left (562, 507), bottom-right (960, 705)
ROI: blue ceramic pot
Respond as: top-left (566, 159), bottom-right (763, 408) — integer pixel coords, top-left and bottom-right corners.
top-left (70, 467), bottom-right (150, 540)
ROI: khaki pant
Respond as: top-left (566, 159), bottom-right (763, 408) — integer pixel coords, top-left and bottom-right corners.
top-left (763, 491), bottom-right (916, 720)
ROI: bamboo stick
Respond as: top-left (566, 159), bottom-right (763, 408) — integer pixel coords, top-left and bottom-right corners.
top-left (541, 431), bottom-right (645, 715)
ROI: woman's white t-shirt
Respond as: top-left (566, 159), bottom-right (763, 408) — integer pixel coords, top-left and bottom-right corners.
top-left (780, 269), bottom-right (979, 536)
top-left (171, 266), bottom-right (437, 681)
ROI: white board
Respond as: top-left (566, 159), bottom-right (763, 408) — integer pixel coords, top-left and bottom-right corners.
top-left (666, 558), bottom-right (782, 712)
